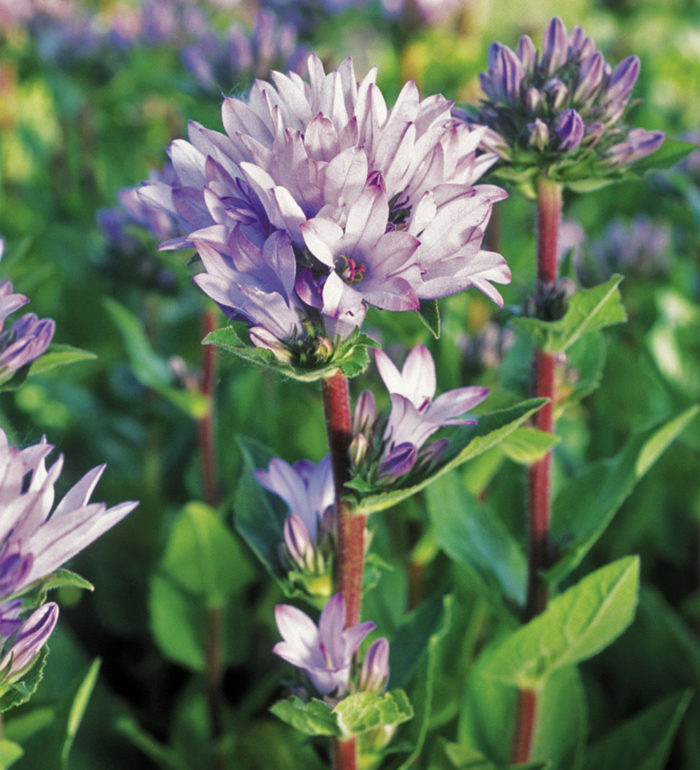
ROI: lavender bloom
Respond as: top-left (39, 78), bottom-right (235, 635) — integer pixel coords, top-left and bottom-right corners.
top-left (137, 54), bottom-right (510, 353)
top-left (255, 456), bottom-right (334, 541)
top-left (352, 345), bottom-right (489, 486)
top-left (468, 16), bottom-right (664, 180)
top-left (358, 637), bottom-right (389, 694)
top-left (273, 593), bottom-right (374, 696)
top-left (0, 602), bottom-right (58, 685)
top-left (0, 244), bottom-right (55, 384)
top-left (0, 429), bottom-right (138, 597)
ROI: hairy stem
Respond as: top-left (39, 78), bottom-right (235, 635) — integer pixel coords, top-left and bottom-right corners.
top-left (199, 308), bottom-right (219, 507)
top-left (321, 370), bottom-right (365, 770)
top-left (512, 176), bottom-right (562, 763)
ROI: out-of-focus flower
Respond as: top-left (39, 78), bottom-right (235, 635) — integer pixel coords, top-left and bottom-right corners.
top-left (0, 242), bottom-right (55, 384)
top-left (0, 602), bottom-right (58, 685)
top-left (358, 637), bottom-right (389, 694)
top-left (465, 16), bottom-right (664, 184)
top-left (273, 593), bottom-right (374, 696)
top-left (182, 9), bottom-right (307, 94)
top-left (137, 54), bottom-right (509, 358)
top-left (351, 345), bottom-right (489, 486)
top-left (0, 428), bottom-right (138, 597)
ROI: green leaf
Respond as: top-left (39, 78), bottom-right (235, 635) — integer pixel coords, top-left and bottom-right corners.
top-left (427, 472), bottom-right (526, 614)
top-left (38, 569), bottom-right (94, 594)
top-left (204, 325), bottom-right (376, 381)
top-left (0, 740), bottom-right (23, 769)
top-left (498, 427), bottom-right (560, 465)
top-left (512, 276), bottom-right (626, 354)
top-left (389, 596), bottom-right (445, 690)
top-left (442, 743), bottom-right (546, 769)
top-left (158, 386), bottom-right (211, 420)
top-left (559, 332), bottom-right (607, 410)
top-left (416, 300), bottom-right (440, 339)
top-left (0, 647), bottom-right (49, 713)
top-left (25, 344), bottom-right (97, 377)
top-left (582, 691), bottom-right (692, 770)
top-left (234, 436), bottom-right (287, 582)
top-left (546, 406), bottom-right (699, 583)
top-left (395, 596), bottom-right (453, 769)
top-left (352, 399), bottom-right (546, 516)
top-left (103, 297), bottom-right (171, 388)
top-left (61, 658), bottom-right (100, 768)
top-left (270, 697), bottom-right (340, 737)
top-left (159, 501), bottom-right (255, 608)
top-left (115, 715), bottom-right (191, 770)
top-left (334, 690), bottom-right (413, 737)
top-left (484, 556), bottom-right (639, 689)
top-left (627, 138), bottom-right (697, 176)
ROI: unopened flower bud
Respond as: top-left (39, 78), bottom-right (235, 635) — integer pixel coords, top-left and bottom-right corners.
top-left (556, 109), bottom-right (585, 151)
top-left (378, 442), bottom-right (417, 483)
top-left (283, 514), bottom-right (317, 572)
top-left (0, 603), bottom-right (58, 685)
top-left (526, 87), bottom-right (544, 114)
top-left (516, 34), bottom-right (537, 74)
top-left (249, 326), bottom-right (293, 364)
top-left (349, 433), bottom-right (370, 468)
top-left (358, 638), bottom-right (390, 694)
top-left (603, 55), bottom-right (640, 106)
top-left (545, 78), bottom-right (569, 110)
top-left (353, 389), bottom-right (377, 435)
top-left (528, 118), bottom-right (550, 151)
top-left (541, 17), bottom-right (568, 75)
top-left (574, 52), bottom-right (605, 106)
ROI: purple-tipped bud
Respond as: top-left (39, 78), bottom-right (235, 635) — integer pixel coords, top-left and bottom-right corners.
top-left (604, 55), bottom-right (640, 106)
top-left (353, 389), bottom-right (377, 435)
top-left (487, 43), bottom-right (524, 103)
top-left (526, 87), bottom-right (544, 114)
top-left (567, 26), bottom-right (594, 60)
top-left (541, 17), bottom-right (569, 76)
top-left (556, 109), bottom-right (585, 151)
top-left (582, 121), bottom-right (605, 147)
top-left (544, 79), bottom-right (569, 110)
top-left (516, 35), bottom-right (537, 75)
top-left (248, 326), bottom-right (293, 364)
top-left (606, 128), bottom-right (665, 166)
top-left (414, 437), bottom-right (450, 474)
top-left (528, 118), bottom-right (550, 151)
top-left (349, 433), bottom-right (370, 468)
top-left (378, 442), bottom-right (417, 483)
top-left (0, 603), bottom-right (58, 684)
top-left (574, 52), bottom-right (605, 106)
top-left (283, 514), bottom-right (316, 572)
top-left (359, 638), bottom-right (390, 694)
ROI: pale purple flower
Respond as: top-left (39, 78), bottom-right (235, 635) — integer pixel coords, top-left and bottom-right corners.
top-left (255, 456), bottom-right (334, 541)
top-left (273, 593), bottom-right (375, 696)
top-left (468, 16), bottom-right (664, 176)
top-left (0, 429), bottom-right (138, 597)
top-left (0, 245), bottom-right (55, 384)
top-left (136, 54), bottom-right (510, 350)
top-left (0, 602), bottom-right (58, 685)
top-left (351, 345), bottom-right (489, 485)
top-left (358, 637), bottom-right (389, 694)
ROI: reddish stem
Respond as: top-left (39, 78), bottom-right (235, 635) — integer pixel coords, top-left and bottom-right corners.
top-left (510, 689), bottom-right (537, 763)
top-left (511, 177), bottom-right (562, 763)
top-left (199, 309), bottom-right (219, 507)
top-left (322, 371), bottom-right (366, 770)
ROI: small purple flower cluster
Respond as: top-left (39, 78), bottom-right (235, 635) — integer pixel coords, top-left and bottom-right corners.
top-left (137, 55), bottom-right (509, 360)
top-left (350, 345), bottom-right (489, 484)
top-left (274, 593), bottom-right (388, 698)
top-left (468, 17), bottom-right (664, 174)
top-left (0, 240), bottom-right (55, 385)
top-left (0, 429), bottom-right (137, 690)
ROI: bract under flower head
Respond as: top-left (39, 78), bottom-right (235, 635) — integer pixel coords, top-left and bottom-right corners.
top-left (273, 593), bottom-right (375, 696)
top-left (466, 16), bottom-right (664, 187)
top-left (136, 53), bottom-right (510, 359)
top-left (0, 429), bottom-right (138, 598)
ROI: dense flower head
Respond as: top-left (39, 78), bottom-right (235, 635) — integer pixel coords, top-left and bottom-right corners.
top-left (465, 16), bottom-right (664, 183)
top-left (273, 593), bottom-right (375, 696)
top-left (350, 345), bottom-right (489, 485)
top-left (136, 54), bottom-right (510, 360)
top-left (0, 428), bottom-right (138, 600)
top-left (0, 241), bottom-right (55, 384)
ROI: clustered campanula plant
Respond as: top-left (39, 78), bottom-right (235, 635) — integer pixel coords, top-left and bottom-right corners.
top-left (0, 2), bottom-right (698, 769)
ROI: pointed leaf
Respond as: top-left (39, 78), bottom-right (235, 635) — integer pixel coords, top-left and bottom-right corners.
top-left (512, 276), bottom-right (626, 354)
top-left (352, 399), bottom-right (547, 516)
top-left (498, 427), bottom-right (560, 465)
top-left (39, 569), bottom-right (94, 594)
top-left (0, 740), bottom-right (23, 768)
top-left (416, 299), bottom-right (440, 339)
top-left (26, 344), bottom-right (97, 377)
top-left (270, 697), bottom-right (340, 737)
top-left (546, 406), bottom-right (699, 583)
top-left (427, 472), bottom-right (526, 614)
top-left (582, 691), bottom-right (692, 770)
top-left (483, 556), bottom-right (639, 689)
top-left (627, 138), bottom-right (697, 176)
top-left (334, 690), bottom-right (413, 737)
top-left (61, 658), bottom-right (101, 768)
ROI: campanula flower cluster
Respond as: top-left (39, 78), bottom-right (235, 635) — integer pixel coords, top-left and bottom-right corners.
top-left (466, 16), bottom-right (664, 182)
top-left (136, 55), bottom-right (510, 360)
